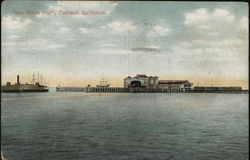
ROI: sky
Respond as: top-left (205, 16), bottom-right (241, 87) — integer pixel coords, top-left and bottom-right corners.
top-left (1, 1), bottom-right (249, 88)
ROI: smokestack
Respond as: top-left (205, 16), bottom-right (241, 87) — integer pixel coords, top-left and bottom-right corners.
top-left (17, 75), bottom-right (20, 84)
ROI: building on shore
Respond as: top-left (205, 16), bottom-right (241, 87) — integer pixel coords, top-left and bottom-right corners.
top-left (124, 74), bottom-right (192, 91)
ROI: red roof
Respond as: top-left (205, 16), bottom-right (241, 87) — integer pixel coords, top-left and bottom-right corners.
top-left (158, 80), bottom-right (190, 84)
top-left (136, 74), bottom-right (147, 77)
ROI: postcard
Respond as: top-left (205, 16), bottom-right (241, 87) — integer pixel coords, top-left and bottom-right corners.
top-left (1, 1), bottom-right (249, 160)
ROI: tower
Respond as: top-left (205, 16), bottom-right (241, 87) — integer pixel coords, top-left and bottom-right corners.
top-left (17, 75), bottom-right (20, 85)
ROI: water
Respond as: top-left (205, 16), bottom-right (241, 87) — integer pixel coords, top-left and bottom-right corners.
top-left (1, 91), bottom-right (248, 160)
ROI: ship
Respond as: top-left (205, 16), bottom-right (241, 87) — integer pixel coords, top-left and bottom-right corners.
top-left (96, 73), bottom-right (110, 88)
top-left (1, 73), bottom-right (49, 92)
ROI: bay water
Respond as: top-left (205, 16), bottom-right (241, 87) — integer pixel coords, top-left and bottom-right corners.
top-left (1, 91), bottom-right (248, 160)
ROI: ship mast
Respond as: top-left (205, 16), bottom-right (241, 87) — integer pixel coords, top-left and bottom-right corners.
top-left (99, 73), bottom-right (108, 86)
top-left (32, 72), bottom-right (36, 85)
top-left (40, 74), bottom-right (43, 85)
top-left (40, 74), bottom-right (47, 86)
top-left (37, 72), bottom-right (40, 84)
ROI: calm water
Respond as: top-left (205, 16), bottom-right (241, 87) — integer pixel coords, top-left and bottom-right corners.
top-left (1, 90), bottom-right (248, 160)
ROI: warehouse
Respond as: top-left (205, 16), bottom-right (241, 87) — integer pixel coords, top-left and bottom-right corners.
top-left (158, 80), bottom-right (193, 91)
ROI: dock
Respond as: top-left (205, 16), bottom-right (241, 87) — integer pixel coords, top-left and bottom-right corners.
top-left (56, 87), bottom-right (249, 94)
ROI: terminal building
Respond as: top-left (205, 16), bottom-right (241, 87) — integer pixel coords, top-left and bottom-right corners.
top-left (124, 74), bottom-right (159, 89)
top-left (124, 74), bottom-right (193, 91)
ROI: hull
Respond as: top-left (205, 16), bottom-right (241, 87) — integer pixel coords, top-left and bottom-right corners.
top-left (96, 84), bottom-right (110, 88)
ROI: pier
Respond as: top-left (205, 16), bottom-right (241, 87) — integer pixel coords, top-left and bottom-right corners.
top-left (54, 74), bottom-right (249, 94)
top-left (56, 87), bottom-right (249, 94)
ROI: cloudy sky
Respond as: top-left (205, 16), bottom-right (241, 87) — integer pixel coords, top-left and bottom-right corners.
top-left (1, 1), bottom-right (249, 88)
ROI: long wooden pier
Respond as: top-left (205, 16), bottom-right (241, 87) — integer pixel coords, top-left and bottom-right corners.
top-left (56, 87), bottom-right (248, 94)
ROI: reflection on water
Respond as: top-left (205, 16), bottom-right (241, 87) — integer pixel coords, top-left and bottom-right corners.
top-left (1, 91), bottom-right (249, 160)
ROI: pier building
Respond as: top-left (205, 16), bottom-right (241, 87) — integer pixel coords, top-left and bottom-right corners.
top-left (124, 74), bottom-right (159, 89)
top-left (124, 74), bottom-right (192, 91)
top-left (158, 80), bottom-right (192, 91)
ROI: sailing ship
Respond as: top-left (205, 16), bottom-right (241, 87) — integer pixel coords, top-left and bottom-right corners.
top-left (96, 73), bottom-right (110, 88)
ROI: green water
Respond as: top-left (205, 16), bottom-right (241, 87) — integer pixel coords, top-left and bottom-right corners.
top-left (1, 92), bottom-right (248, 160)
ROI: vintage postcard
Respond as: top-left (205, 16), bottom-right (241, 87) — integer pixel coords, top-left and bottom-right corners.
top-left (1, 1), bottom-right (249, 160)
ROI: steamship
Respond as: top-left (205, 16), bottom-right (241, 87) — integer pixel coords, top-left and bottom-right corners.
top-left (1, 74), bottom-right (49, 92)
